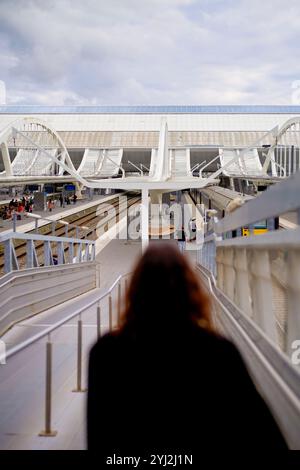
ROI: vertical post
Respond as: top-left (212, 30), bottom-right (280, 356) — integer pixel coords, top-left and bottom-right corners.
top-left (1, 141), bottom-right (12, 176)
top-left (44, 240), bottom-right (51, 266)
top-left (250, 250), bottom-right (277, 343)
top-left (51, 222), bottom-right (56, 236)
top-left (109, 295), bottom-right (113, 330)
top-left (223, 248), bottom-right (235, 301)
top-left (26, 239), bottom-right (34, 268)
top-left (117, 281), bottom-right (121, 326)
top-left (13, 212), bottom-right (17, 232)
top-left (216, 247), bottom-right (224, 291)
top-left (39, 339), bottom-right (57, 436)
top-left (35, 218), bottom-right (39, 234)
top-left (97, 305), bottom-right (101, 339)
top-left (233, 248), bottom-right (252, 317)
top-left (141, 188), bottom-right (149, 252)
top-left (4, 239), bottom-right (12, 274)
top-left (76, 227), bottom-right (79, 239)
top-left (57, 241), bottom-right (64, 265)
top-left (69, 242), bottom-right (74, 263)
top-left (73, 317), bottom-right (87, 393)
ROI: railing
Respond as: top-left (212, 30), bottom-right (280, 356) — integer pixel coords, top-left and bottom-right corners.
top-left (199, 154), bottom-right (220, 178)
top-left (127, 160), bottom-right (143, 176)
top-left (198, 170), bottom-right (300, 355)
top-left (191, 160), bottom-right (206, 175)
top-left (0, 272), bottom-right (131, 438)
top-left (0, 226), bottom-right (95, 274)
top-left (196, 172), bottom-right (300, 447)
top-left (12, 211), bottom-right (91, 236)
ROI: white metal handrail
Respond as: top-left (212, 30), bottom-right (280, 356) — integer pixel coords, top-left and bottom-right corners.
top-left (214, 170), bottom-right (300, 235)
top-left (5, 272), bottom-right (128, 360)
top-left (128, 160), bottom-right (143, 176)
top-left (191, 160), bottom-right (207, 175)
top-left (0, 271), bottom-right (131, 438)
top-left (199, 155), bottom-right (220, 177)
top-left (196, 263), bottom-right (300, 448)
top-left (0, 229), bottom-right (96, 273)
top-left (198, 170), bottom-right (300, 363)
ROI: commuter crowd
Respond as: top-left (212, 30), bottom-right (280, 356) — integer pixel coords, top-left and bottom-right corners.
top-left (0, 192), bottom-right (78, 219)
top-left (0, 195), bottom-right (34, 220)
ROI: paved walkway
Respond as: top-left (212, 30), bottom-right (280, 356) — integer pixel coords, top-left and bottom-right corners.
top-left (0, 223), bottom-right (141, 449)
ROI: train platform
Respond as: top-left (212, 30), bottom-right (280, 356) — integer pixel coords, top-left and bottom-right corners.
top-left (0, 193), bottom-right (126, 235)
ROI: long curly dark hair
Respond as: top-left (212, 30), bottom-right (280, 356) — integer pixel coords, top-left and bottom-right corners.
top-left (120, 242), bottom-right (213, 337)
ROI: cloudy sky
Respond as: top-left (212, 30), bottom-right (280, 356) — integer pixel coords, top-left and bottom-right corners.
top-left (0, 0), bottom-right (300, 105)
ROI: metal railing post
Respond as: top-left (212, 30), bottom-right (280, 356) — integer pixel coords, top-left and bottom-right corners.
top-left (73, 316), bottom-right (87, 393)
top-left (39, 338), bottom-right (57, 436)
top-left (117, 281), bottom-right (121, 326)
top-left (109, 295), bottom-right (113, 330)
top-left (12, 212), bottom-right (17, 232)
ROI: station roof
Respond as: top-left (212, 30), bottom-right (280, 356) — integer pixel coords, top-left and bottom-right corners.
top-left (1, 105), bottom-right (300, 114)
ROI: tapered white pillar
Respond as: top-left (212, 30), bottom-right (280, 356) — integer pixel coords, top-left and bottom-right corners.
top-left (141, 188), bottom-right (149, 252)
top-left (1, 142), bottom-right (12, 176)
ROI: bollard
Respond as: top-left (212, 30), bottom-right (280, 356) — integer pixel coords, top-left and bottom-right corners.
top-left (12, 212), bottom-right (17, 232)
top-left (109, 295), bottom-right (113, 331)
top-left (39, 340), bottom-right (57, 436)
top-left (97, 305), bottom-right (101, 339)
top-left (72, 318), bottom-right (87, 393)
top-left (117, 282), bottom-right (121, 326)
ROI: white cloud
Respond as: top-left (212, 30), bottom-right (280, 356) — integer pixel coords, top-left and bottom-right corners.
top-left (0, 0), bottom-right (299, 105)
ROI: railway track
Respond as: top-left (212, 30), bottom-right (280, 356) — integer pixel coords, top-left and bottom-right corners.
top-left (0, 193), bottom-right (140, 274)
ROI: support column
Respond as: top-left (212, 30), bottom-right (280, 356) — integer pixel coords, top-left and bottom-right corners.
top-left (141, 188), bottom-right (149, 252)
top-left (1, 142), bottom-right (12, 176)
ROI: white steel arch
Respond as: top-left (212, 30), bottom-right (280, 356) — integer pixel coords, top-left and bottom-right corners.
top-left (0, 117), bottom-right (75, 177)
top-left (263, 117), bottom-right (300, 177)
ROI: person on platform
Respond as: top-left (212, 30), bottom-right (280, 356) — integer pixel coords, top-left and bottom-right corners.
top-left (87, 243), bottom-right (287, 456)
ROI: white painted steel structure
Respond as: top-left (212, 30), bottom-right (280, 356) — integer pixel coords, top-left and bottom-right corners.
top-left (197, 171), bottom-right (300, 448)
top-left (1, 109), bottom-right (300, 250)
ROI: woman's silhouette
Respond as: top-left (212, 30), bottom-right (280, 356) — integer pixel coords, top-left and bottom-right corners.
top-left (87, 243), bottom-right (287, 455)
